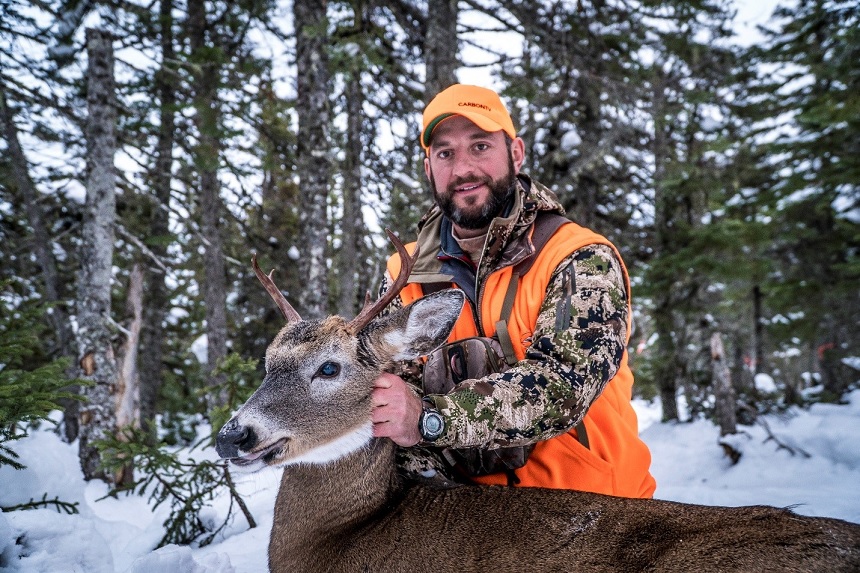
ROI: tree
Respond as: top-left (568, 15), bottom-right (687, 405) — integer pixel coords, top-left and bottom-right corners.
top-left (138, 0), bottom-right (179, 437)
top-left (639, 0), bottom-right (738, 420)
top-left (424, 0), bottom-right (459, 101)
top-left (76, 28), bottom-right (120, 482)
top-left (187, 0), bottom-right (229, 406)
top-left (1, 0), bottom-right (84, 442)
top-left (295, 0), bottom-right (333, 319)
top-left (746, 0), bottom-right (860, 400)
top-left (0, 280), bottom-right (80, 472)
top-left (372, 0), bottom-right (432, 241)
top-left (0, 86), bottom-right (74, 358)
top-left (476, 0), bottom-right (650, 243)
top-left (329, 0), bottom-right (372, 318)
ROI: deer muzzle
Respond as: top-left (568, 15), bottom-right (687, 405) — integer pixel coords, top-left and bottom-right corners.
top-left (216, 418), bottom-right (291, 467)
top-left (216, 418), bottom-right (258, 460)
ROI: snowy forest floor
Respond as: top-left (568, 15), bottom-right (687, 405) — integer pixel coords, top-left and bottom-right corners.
top-left (2, 389), bottom-right (859, 573)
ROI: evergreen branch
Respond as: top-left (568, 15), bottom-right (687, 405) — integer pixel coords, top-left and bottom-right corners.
top-left (224, 461), bottom-right (257, 530)
top-left (96, 422), bottom-right (257, 548)
top-left (1, 493), bottom-right (79, 514)
top-left (115, 223), bottom-right (171, 274)
top-left (0, 444), bottom-right (25, 470)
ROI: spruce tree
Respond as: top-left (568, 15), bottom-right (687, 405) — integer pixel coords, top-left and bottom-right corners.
top-left (742, 0), bottom-right (859, 400)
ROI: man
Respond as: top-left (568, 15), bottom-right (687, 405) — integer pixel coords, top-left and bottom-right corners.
top-left (371, 84), bottom-right (655, 498)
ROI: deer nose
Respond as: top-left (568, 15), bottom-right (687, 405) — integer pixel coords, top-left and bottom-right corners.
top-left (216, 419), bottom-right (257, 459)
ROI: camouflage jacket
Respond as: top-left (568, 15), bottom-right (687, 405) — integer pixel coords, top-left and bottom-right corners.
top-left (380, 174), bottom-right (629, 478)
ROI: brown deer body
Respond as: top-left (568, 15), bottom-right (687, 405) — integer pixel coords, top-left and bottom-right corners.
top-left (217, 236), bottom-right (860, 573)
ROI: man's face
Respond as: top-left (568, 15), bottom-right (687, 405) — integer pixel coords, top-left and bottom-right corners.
top-left (425, 116), bottom-right (524, 232)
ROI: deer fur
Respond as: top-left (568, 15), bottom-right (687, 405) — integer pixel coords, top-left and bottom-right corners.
top-left (217, 275), bottom-right (860, 573)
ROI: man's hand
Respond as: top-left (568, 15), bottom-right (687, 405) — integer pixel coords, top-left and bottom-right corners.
top-left (371, 373), bottom-right (423, 446)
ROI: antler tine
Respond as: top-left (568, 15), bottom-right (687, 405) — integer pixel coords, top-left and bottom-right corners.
top-left (252, 255), bottom-right (302, 323)
top-left (347, 229), bottom-right (419, 334)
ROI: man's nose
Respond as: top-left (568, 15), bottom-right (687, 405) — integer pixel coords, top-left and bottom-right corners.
top-left (450, 153), bottom-right (477, 179)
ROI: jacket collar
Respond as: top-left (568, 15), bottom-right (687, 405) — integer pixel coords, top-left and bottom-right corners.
top-left (407, 173), bottom-right (566, 285)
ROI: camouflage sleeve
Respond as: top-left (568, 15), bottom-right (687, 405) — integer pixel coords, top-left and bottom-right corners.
top-left (424, 244), bottom-right (629, 449)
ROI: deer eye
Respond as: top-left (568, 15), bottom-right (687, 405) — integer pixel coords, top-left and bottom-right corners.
top-left (316, 361), bottom-right (340, 378)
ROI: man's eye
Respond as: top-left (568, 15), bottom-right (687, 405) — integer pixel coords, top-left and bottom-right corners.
top-left (474, 143), bottom-right (489, 151)
top-left (436, 150), bottom-right (451, 159)
top-left (316, 361), bottom-right (340, 378)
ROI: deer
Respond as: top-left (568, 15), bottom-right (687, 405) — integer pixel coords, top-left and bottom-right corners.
top-left (216, 231), bottom-right (860, 573)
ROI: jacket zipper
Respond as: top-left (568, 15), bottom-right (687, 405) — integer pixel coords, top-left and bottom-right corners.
top-left (474, 280), bottom-right (486, 337)
top-left (474, 258), bottom-right (523, 337)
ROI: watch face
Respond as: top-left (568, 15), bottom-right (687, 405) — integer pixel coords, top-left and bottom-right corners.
top-left (421, 410), bottom-right (445, 440)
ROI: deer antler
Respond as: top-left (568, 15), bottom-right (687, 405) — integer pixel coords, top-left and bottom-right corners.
top-left (252, 255), bottom-right (303, 323)
top-left (347, 229), bottom-right (419, 334)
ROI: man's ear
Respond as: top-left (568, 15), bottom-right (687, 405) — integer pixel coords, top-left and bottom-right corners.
top-left (365, 289), bottom-right (464, 361)
top-left (424, 155), bottom-right (432, 181)
top-left (511, 136), bottom-right (525, 174)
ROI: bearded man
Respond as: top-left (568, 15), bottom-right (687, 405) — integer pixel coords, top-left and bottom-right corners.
top-left (370, 84), bottom-right (655, 498)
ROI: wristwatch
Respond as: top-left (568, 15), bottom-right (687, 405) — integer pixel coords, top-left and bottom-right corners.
top-left (418, 399), bottom-right (445, 442)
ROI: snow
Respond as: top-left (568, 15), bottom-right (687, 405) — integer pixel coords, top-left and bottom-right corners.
top-left (2, 390), bottom-right (859, 572)
top-left (560, 130), bottom-right (582, 151)
top-left (754, 372), bottom-right (778, 393)
top-left (190, 334), bottom-right (208, 365)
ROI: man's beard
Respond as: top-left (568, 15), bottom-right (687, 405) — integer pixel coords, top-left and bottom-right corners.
top-left (431, 157), bottom-right (517, 231)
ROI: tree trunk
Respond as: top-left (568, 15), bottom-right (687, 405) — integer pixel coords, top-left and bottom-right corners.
top-left (711, 332), bottom-right (737, 437)
top-left (570, 74), bottom-right (600, 228)
top-left (0, 87), bottom-right (73, 354)
top-left (403, 0), bottom-right (459, 235)
top-left (114, 264), bottom-right (143, 486)
top-left (752, 284), bottom-right (764, 374)
top-left (1, 81), bottom-right (79, 441)
top-left (654, 315), bottom-right (680, 422)
top-left (337, 71), bottom-right (365, 318)
top-left (76, 28), bottom-right (119, 482)
top-left (651, 70), bottom-right (679, 422)
top-left (188, 0), bottom-right (228, 404)
top-left (139, 0), bottom-right (176, 435)
top-left (294, 0), bottom-right (331, 319)
top-left (819, 338), bottom-right (849, 401)
top-left (424, 0), bottom-right (459, 103)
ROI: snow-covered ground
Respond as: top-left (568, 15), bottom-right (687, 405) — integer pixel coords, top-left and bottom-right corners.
top-left (2, 389), bottom-right (859, 573)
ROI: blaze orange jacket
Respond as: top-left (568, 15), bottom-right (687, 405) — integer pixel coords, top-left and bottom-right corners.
top-left (390, 220), bottom-right (656, 498)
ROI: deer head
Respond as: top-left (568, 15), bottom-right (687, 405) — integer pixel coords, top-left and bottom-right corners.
top-left (215, 231), bottom-right (464, 470)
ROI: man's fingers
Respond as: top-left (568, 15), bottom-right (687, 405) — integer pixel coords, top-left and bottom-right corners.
top-left (373, 372), bottom-right (398, 389)
top-left (371, 406), bottom-right (391, 424)
top-left (372, 420), bottom-right (392, 437)
top-left (371, 385), bottom-right (393, 407)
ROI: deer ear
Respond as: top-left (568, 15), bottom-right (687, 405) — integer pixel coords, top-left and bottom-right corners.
top-left (371, 289), bottom-right (465, 361)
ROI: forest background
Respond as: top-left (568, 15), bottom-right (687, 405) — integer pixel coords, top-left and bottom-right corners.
top-left (1, 0), bottom-right (858, 549)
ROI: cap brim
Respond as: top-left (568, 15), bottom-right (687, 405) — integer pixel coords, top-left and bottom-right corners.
top-left (421, 112), bottom-right (509, 150)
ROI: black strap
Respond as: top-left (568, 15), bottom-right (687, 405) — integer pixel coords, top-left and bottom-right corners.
top-left (513, 213), bottom-right (570, 276)
top-left (495, 213), bottom-right (570, 366)
top-left (494, 270), bottom-right (520, 367)
top-left (575, 421), bottom-right (589, 449)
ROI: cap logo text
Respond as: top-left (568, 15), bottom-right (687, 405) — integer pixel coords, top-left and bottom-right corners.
top-left (458, 101), bottom-right (491, 112)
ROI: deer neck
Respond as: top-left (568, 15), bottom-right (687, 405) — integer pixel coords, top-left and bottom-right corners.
top-left (269, 437), bottom-right (400, 564)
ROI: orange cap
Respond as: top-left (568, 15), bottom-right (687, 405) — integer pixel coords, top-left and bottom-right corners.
top-left (421, 84), bottom-right (516, 151)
